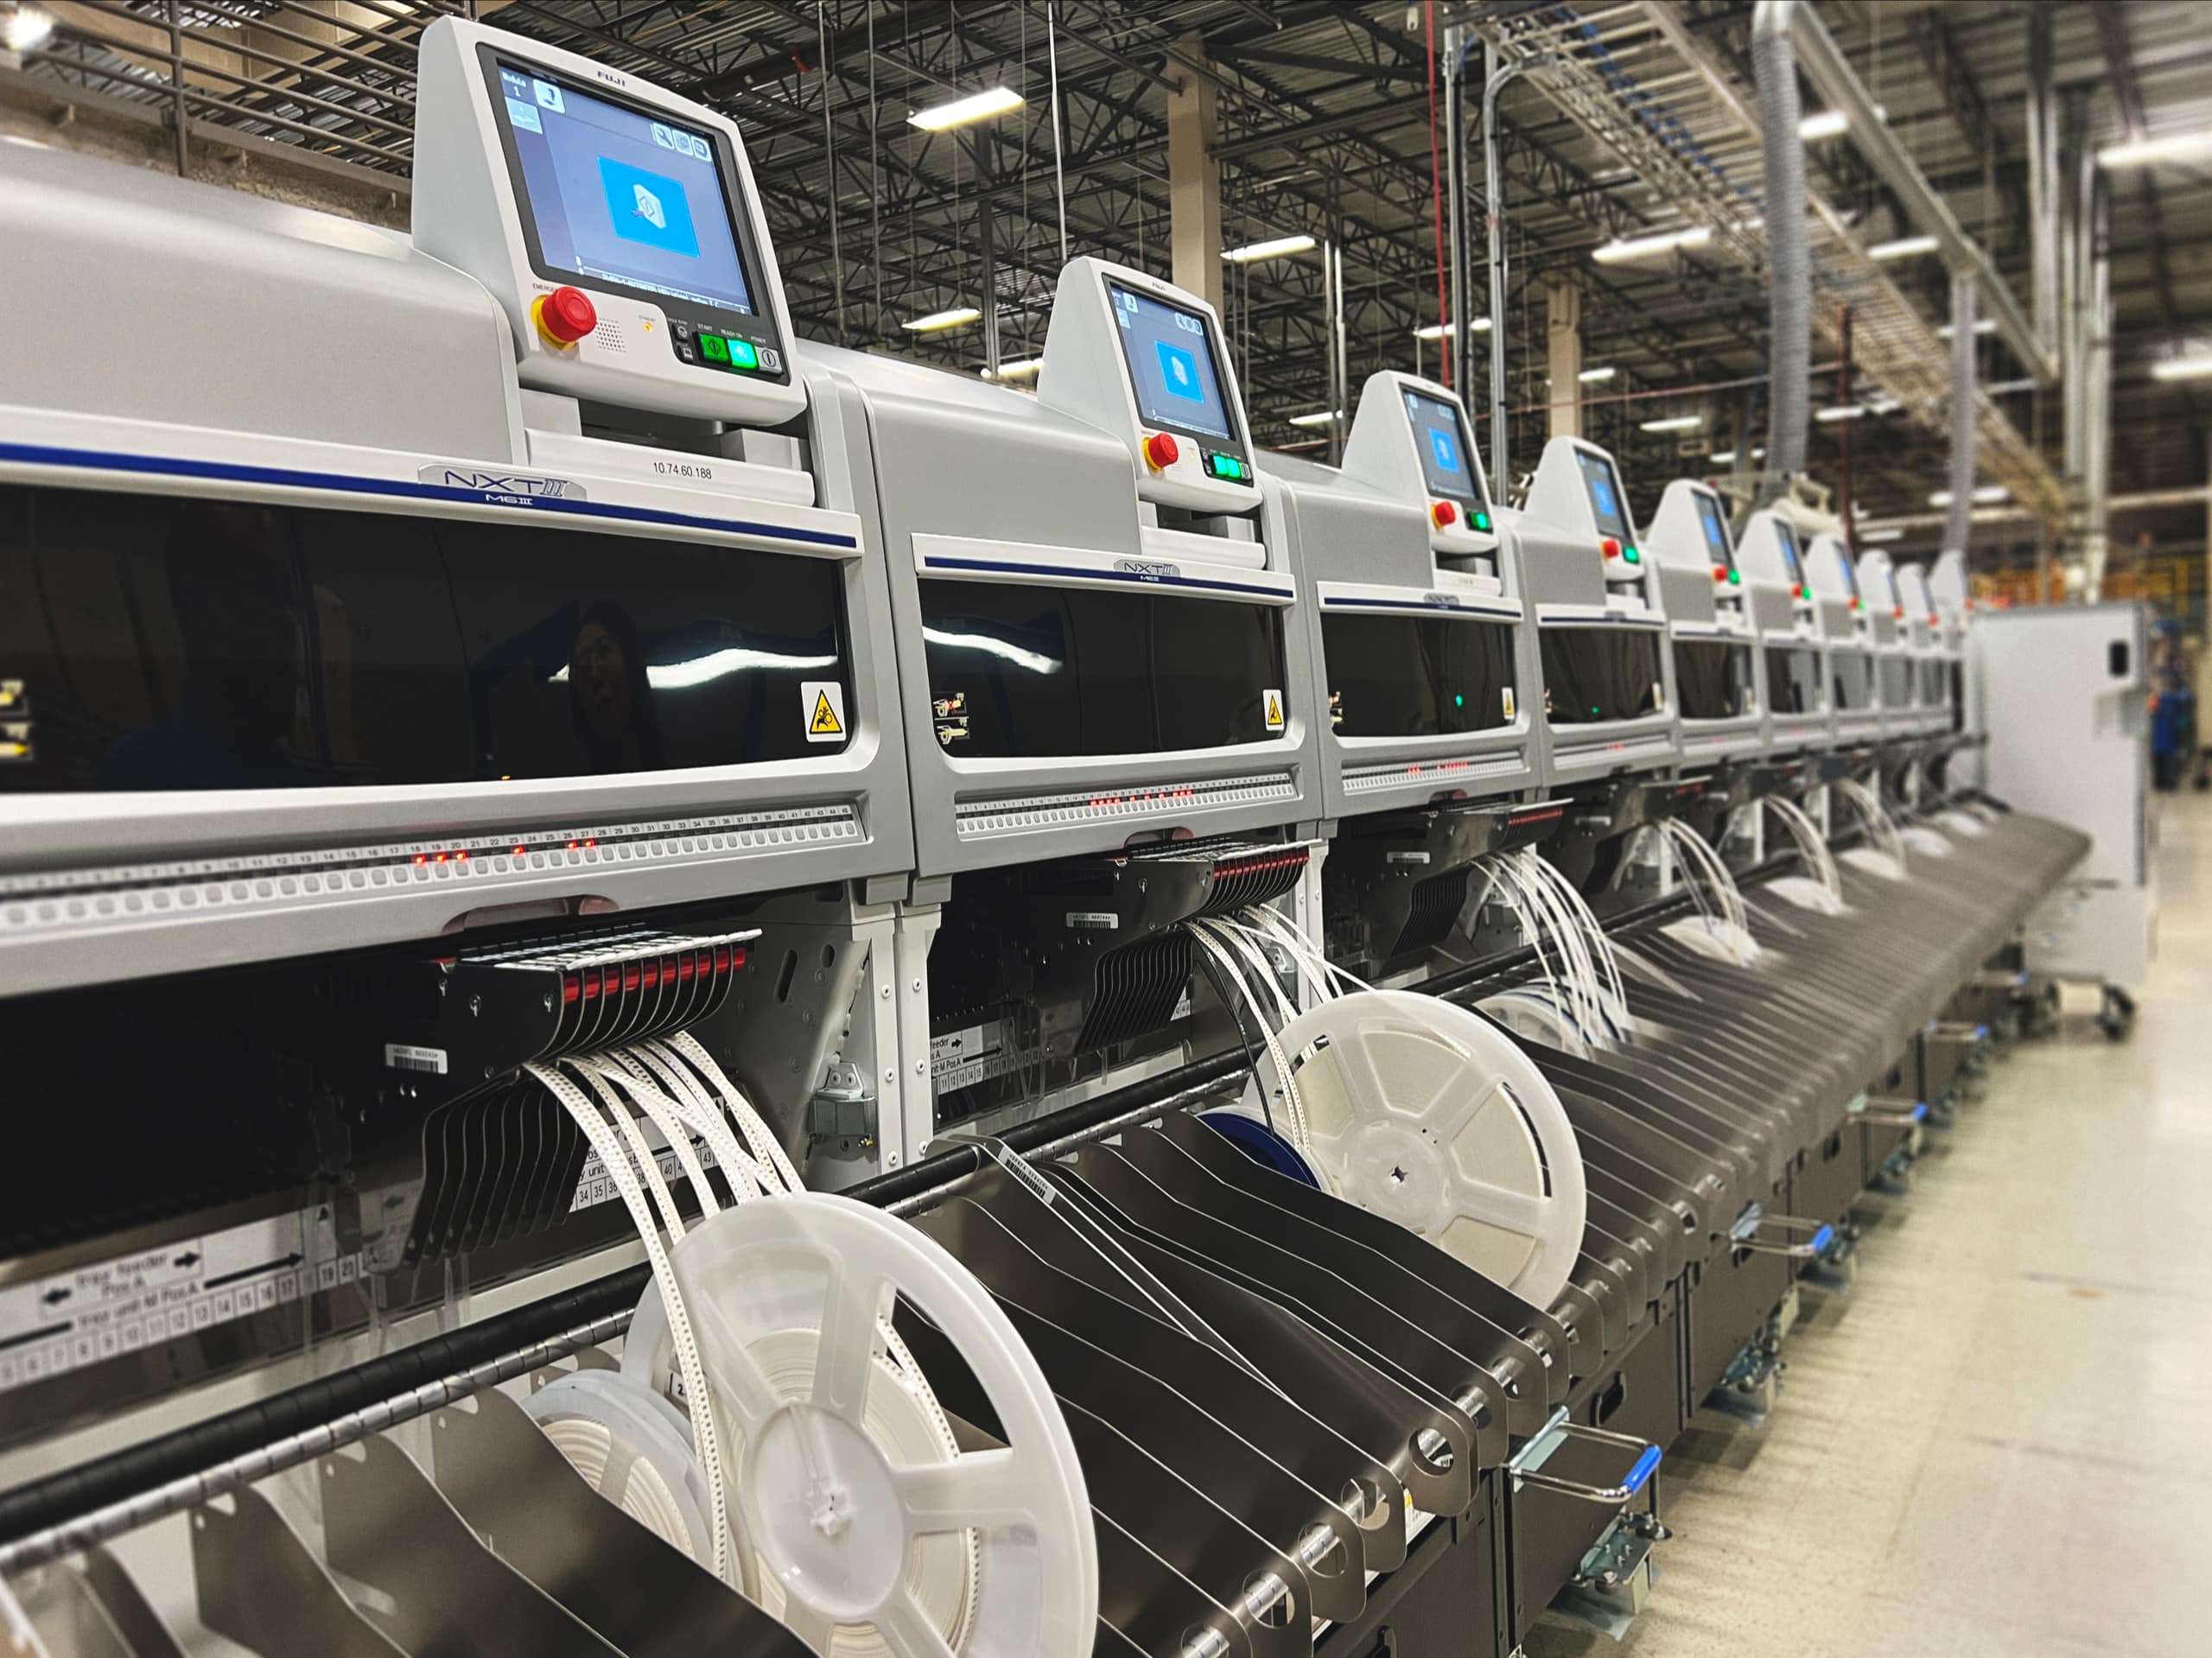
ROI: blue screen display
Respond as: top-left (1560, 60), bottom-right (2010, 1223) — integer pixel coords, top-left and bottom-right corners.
top-left (1694, 490), bottom-right (1733, 565)
top-left (1403, 389), bottom-right (1486, 509)
top-left (496, 60), bottom-right (754, 316)
top-left (1109, 282), bottom-right (1235, 442)
top-left (1574, 448), bottom-right (1631, 541)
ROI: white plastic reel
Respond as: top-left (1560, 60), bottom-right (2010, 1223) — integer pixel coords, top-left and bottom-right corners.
top-left (629, 1192), bottom-right (1096, 1658)
top-left (1246, 990), bottom-right (1586, 1311)
top-left (526, 1368), bottom-right (719, 1563)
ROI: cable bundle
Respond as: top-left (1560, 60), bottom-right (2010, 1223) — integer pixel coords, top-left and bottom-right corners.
top-left (1656, 819), bottom-right (1759, 964)
top-left (1763, 795), bottom-right (1845, 912)
top-left (1835, 778), bottom-right (1910, 874)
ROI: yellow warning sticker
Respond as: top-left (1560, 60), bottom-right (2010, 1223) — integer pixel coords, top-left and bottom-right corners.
top-left (1263, 688), bottom-right (1286, 732)
top-left (802, 680), bottom-right (846, 743)
top-left (1502, 686), bottom-right (1516, 721)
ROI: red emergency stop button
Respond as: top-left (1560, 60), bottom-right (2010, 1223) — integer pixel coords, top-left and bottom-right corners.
top-left (534, 285), bottom-right (597, 346)
top-left (1142, 432), bottom-right (1180, 473)
top-left (1893, 604), bottom-right (1906, 619)
top-left (1712, 563), bottom-right (1730, 581)
top-left (1600, 536), bottom-right (1621, 558)
top-left (1432, 499), bottom-right (1459, 529)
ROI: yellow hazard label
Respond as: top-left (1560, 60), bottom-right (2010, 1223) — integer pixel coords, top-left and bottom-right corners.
top-left (1502, 686), bottom-right (1516, 720)
top-left (1263, 688), bottom-right (1286, 732)
top-left (802, 681), bottom-right (846, 742)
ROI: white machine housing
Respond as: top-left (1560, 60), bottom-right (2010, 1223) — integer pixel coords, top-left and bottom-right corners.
top-left (1805, 533), bottom-right (1881, 746)
top-left (1510, 437), bottom-right (1679, 785)
top-left (1928, 549), bottom-right (1978, 740)
top-left (1734, 510), bottom-right (1833, 754)
top-left (1643, 480), bottom-right (1767, 762)
top-left (1277, 371), bottom-right (1542, 818)
top-left (1893, 562), bottom-right (1954, 736)
top-left (1854, 548), bottom-right (1921, 738)
top-left (412, 16), bottom-right (807, 430)
top-left (829, 257), bottom-right (1317, 879)
top-left (0, 92), bottom-right (914, 996)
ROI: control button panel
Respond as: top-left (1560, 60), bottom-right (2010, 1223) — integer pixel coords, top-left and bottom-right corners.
top-left (1203, 450), bottom-right (1251, 482)
top-left (669, 317), bottom-right (782, 377)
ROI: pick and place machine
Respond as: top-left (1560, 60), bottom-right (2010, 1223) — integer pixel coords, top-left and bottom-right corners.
top-left (0, 18), bottom-right (2103, 1658)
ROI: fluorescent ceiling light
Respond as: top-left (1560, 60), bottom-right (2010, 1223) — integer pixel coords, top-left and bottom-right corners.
top-left (1936, 318), bottom-right (1999, 339)
top-left (2099, 128), bottom-right (2212, 169)
top-left (1868, 234), bottom-right (1940, 261)
top-left (2, 5), bottom-right (54, 52)
top-left (1287, 408), bottom-right (1345, 429)
top-left (1413, 318), bottom-right (1491, 340)
top-left (1859, 527), bottom-right (1906, 543)
top-left (1799, 109), bottom-right (1850, 142)
top-left (1592, 225), bottom-right (1713, 264)
top-left (903, 306), bottom-right (981, 334)
top-left (2151, 355), bottom-right (2212, 382)
top-left (908, 86), bottom-right (1025, 131)
top-left (1709, 450), bottom-right (1738, 465)
top-left (1929, 485), bottom-right (2010, 507)
top-left (1640, 414), bottom-right (1703, 434)
top-left (1816, 404), bottom-right (1867, 422)
top-left (982, 356), bottom-right (1042, 381)
top-left (1224, 233), bottom-right (1317, 264)
top-left (1577, 365), bottom-right (1618, 384)
top-left (1866, 395), bottom-right (1902, 415)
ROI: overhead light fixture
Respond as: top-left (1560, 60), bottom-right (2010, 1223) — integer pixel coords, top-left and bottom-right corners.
top-left (1866, 395), bottom-right (1903, 415)
top-left (1592, 225), bottom-right (1713, 264)
top-left (1816, 404), bottom-right (1867, 422)
top-left (1799, 109), bottom-right (1850, 142)
top-left (2, 4), bottom-right (54, 53)
top-left (1936, 318), bottom-right (1999, 339)
top-left (908, 86), bottom-right (1025, 131)
top-left (1709, 450), bottom-right (1738, 465)
top-left (1929, 485), bottom-right (2010, 507)
top-left (903, 306), bottom-right (982, 334)
top-left (2099, 128), bottom-right (2212, 169)
top-left (2151, 354), bottom-right (2212, 382)
top-left (1287, 408), bottom-right (1345, 429)
top-left (1413, 318), bottom-right (1491, 340)
top-left (1224, 233), bottom-right (1317, 264)
top-left (1640, 414), bottom-right (1703, 434)
top-left (1867, 234), bottom-right (1941, 261)
top-left (1859, 527), bottom-right (1906, 543)
top-left (983, 356), bottom-right (1042, 381)
top-left (1577, 365), bottom-right (1618, 384)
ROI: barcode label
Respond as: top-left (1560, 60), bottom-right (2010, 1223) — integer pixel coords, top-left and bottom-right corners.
top-left (383, 1043), bottom-right (448, 1076)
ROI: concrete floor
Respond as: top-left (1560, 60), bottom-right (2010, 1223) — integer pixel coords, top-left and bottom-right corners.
top-left (1529, 789), bottom-right (2212, 1658)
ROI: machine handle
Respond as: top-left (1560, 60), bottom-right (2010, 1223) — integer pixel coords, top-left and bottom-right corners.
top-left (1926, 1021), bottom-right (1989, 1044)
top-left (1510, 1412), bottom-right (1663, 1506)
top-left (1734, 1213), bottom-right (1836, 1259)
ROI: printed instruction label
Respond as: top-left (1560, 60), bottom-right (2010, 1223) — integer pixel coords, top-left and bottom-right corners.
top-left (804, 680), bottom-right (847, 742)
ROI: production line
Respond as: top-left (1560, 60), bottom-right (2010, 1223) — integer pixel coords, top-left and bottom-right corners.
top-left (0, 16), bottom-right (2094, 1658)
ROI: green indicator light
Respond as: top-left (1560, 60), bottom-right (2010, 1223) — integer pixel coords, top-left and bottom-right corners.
top-left (1800, 585), bottom-right (1813, 600)
top-left (1590, 705), bottom-right (1602, 716)
top-left (1454, 693), bottom-right (1465, 708)
top-left (1624, 546), bottom-right (1641, 563)
top-left (728, 338), bottom-right (760, 370)
top-left (1727, 569), bottom-right (1742, 585)
top-left (698, 334), bottom-right (730, 364)
top-left (1475, 512), bottom-right (1491, 530)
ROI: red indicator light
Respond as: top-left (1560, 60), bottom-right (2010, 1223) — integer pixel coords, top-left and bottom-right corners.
top-left (567, 840), bottom-right (580, 850)
top-left (713, 944), bottom-right (734, 975)
top-left (455, 850), bottom-right (468, 861)
top-left (513, 845), bottom-right (527, 857)
top-left (584, 838), bottom-right (597, 848)
top-left (562, 973), bottom-right (582, 1005)
top-left (1712, 564), bottom-right (1729, 581)
top-left (1600, 537), bottom-right (1621, 558)
top-left (414, 854), bottom-right (428, 865)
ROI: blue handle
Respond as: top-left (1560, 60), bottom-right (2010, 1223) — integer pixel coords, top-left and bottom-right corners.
top-left (1910, 1102), bottom-right (1929, 1123)
top-left (1808, 1223), bottom-right (1835, 1256)
top-left (1623, 1445), bottom-right (1663, 1496)
top-left (1973, 1023), bottom-right (1991, 1041)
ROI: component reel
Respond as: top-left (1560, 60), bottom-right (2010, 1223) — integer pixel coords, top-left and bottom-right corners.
top-left (1245, 989), bottom-right (1586, 1310)
top-left (607, 1192), bottom-right (1097, 1657)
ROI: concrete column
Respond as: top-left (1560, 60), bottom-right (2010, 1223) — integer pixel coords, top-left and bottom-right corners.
top-left (1547, 275), bottom-right (1583, 442)
top-left (1166, 37), bottom-right (1224, 314)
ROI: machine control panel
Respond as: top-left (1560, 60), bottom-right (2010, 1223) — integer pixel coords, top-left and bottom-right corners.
top-left (1338, 371), bottom-right (1497, 560)
top-left (1038, 259), bottom-right (1261, 514)
top-left (1522, 436), bottom-right (1662, 610)
top-left (414, 17), bottom-right (805, 424)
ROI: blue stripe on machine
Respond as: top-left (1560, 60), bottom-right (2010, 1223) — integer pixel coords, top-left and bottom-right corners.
top-left (0, 441), bottom-right (858, 548)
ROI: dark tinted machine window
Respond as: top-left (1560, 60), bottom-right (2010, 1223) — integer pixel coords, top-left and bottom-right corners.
top-left (1879, 657), bottom-right (1912, 708)
top-left (1764, 647), bottom-right (1822, 715)
top-left (1673, 640), bottom-right (1753, 721)
top-left (0, 485), bottom-right (849, 793)
top-left (1321, 614), bottom-right (1516, 737)
top-left (1541, 627), bottom-right (1662, 724)
top-left (918, 581), bottom-right (1284, 758)
top-left (1919, 660), bottom-right (1948, 704)
top-left (1832, 649), bottom-right (1873, 712)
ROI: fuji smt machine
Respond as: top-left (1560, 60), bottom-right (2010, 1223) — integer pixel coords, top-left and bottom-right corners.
top-left (0, 19), bottom-right (1126, 1658)
top-left (1734, 509), bottom-right (1835, 765)
top-left (1805, 533), bottom-right (1885, 752)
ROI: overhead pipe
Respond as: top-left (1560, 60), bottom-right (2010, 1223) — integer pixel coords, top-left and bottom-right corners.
top-left (1789, 1), bottom-right (2057, 386)
top-left (1752, 1), bottom-right (1808, 503)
